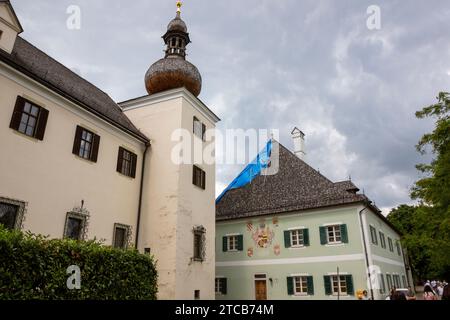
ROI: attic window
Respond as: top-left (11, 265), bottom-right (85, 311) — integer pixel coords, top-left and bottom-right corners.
top-left (0, 30), bottom-right (3, 40)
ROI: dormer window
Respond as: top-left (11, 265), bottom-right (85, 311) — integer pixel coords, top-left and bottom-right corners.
top-left (0, 30), bottom-right (3, 40)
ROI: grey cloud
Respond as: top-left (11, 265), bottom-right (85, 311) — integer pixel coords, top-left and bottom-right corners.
top-left (12, 0), bottom-right (450, 213)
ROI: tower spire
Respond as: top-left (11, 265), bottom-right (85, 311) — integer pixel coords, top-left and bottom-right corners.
top-left (176, 1), bottom-right (182, 15)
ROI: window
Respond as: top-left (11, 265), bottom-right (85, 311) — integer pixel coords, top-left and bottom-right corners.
top-left (327, 225), bottom-right (341, 243)
top-left (0, 198), bottom-right (26, 230)
top-left (64, 212), bottom-right (87, 240)
top-left (194, 290), bottom-right (200, 300)
top-left (72, 126), bottom-right (100, 162)
top-left (113, 223), bottom-right (130, 249)
top-left (193, 116), bottom-right (206, 141)
top-left (370, 226), bottom-right (378, 245)
top-left (284, 229), bottom-right (309, 247)
top-left (192, 165), bottom-right (206, 189)
top-left (388, 237), bottom-right (394, 252)
top-left (393, 275), bottom-right (401, 288)
top-left (193, 226), bottom-right (206, 261)
top-left (396, 241), bottom-right (402, 256)
top-left (0, 30), bottom-right (3, 40)
top-left (292, 276), bottom-right (309, 295)
top-left (324, 275), bottom-right (353, 296)
top-left (117, 147), bottom-right (137, 178)
top-left (386, 274), bottom-right (393, 289)
top-left (379, 232), bottom-right (386, 249)
top-left (320, 224), bottom-right (348, 245)
top-left (379, 274), bottom-right (386, 294)
top-left (9, 96), bottom-right (49, 140)
top-left (223, 234), bottom-right (243, 252)
top-left (215, 278), bottom-right (227, 295)
top-left (228, 235), bottom-right (238, 251)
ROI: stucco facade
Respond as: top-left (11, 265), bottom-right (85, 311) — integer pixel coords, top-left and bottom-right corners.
top-left (216, 205), bottom-right (410, 300)
top-left (120, 88), bottom-right (218, 300)
top-left (0, 1), bottom-right (219, 300)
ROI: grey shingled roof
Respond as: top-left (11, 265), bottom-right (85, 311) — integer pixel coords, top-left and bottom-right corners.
top-left (0, 36), bottom-right (149, 142)
top-left (216, 141), bottom-right (371, 221)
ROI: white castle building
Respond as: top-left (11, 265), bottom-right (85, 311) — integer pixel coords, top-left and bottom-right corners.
top-left (0, 0), bottom-right (219, 299)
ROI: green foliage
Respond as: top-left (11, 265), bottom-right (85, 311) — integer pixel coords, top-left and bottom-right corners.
top-left (412, 92), bottom-right (450, 210)
top-left (387, 92), bottom-right (450, 281)
top-left (0, 226), bottom-right (158, 300)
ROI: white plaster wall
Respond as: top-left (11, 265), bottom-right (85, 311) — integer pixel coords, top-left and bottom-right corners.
top-left (123, 97), bottom-right (183, 299)
top-left (0, 5), bottom-right (19, 54)
top-left (0, 64), bottom-right (144, 245)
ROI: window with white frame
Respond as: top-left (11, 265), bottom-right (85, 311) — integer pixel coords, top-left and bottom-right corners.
top-left (331, 275), bottom-right (347, 295)
top-left (370, 225), bottom-right (378, 245)
top-left (327, 225), bottom-right (342, 243)
top-left (379, 273), bottom-right (386, 294)
top-left (290, 229), bottom-right (304, 247)
top-left (228, 235), bottom-right (238, 251)
top-left (293, 276), bottom-right (308, 295)
top-left (388, 237), bottom-right (394, 252)
top-left (396, 241), bottom-right (402, 256)
top-left (215, 278), bottom-right (227, 295)
top-left (379, 231), bottom-right (386, 249)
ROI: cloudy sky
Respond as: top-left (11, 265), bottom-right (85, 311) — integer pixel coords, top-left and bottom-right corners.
top-left (12, 0), bottom-right (450, 214)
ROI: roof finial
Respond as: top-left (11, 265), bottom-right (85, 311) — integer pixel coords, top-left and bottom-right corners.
top-left (176, 1), bottom-right (182, 14)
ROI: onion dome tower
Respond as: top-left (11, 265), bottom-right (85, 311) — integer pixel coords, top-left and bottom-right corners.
top-left (145, 1), bottom-right (202, 97)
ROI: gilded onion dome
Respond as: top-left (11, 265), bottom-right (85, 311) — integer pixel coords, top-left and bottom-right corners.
top-left (145, 1), bottom-right (202, 97)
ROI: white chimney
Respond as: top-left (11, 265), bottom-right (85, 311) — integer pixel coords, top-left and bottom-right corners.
top-left (291, 127), bottom-right (306, 160)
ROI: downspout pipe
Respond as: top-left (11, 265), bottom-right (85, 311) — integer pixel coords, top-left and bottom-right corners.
top-left (135, 142), bottom-right (150, 249)
top-left (359, 206), bottom-right (374, 300)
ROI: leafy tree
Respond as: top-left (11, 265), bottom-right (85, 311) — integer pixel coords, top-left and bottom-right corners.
top-left (388, 92), bottom-right (450, 281)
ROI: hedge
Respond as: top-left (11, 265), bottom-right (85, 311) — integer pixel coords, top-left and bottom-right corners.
top-left (0, 226), bottom-right (157, 299)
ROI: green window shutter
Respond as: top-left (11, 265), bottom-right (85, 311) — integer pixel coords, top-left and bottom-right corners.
top-left (324, 275), bottom-right (332, 295)
top-left (303, 228), bottom-right (310, 246)
top-left (222, 278), bottom-right (227, 295)
top-left (346, 275), bottom-right (354, 295)
top-left (222, 236), bottom-right (228, 252)
top-left (340, 224), bottom-right (348, 243)
top-left (287, 277), bottom-right (294, 295)
top-left (237, 235), bottom-right (244, 251)
top-left (307, 276), bottom-right (314, 295)
top-left (284, 230), bottom-right (291, 248)
top-left (319, 226), bottom-right (327, 245)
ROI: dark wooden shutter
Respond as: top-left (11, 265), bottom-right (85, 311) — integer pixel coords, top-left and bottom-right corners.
top-left (34, 107), bottom-right (49, 140)
top-left (287, 277), bottom-right (294, 295)
top-left (303, 228), bottom-right (310, 246)
top-left (346, 275), bottom-right (354, 295)
top-left (324, 276), bottom-right (332, 295)
top-left (222, 236), bottom-right (228, 252)
top-left (341, 224), bottom-right (348, 243)
top-left (284, 230), bottom-right (291, 248)
top-left (221, 278), bottom-right (227, 295)
top-left (237, 234), bottom-right (243, 251)
top-left (72, 125), bottom-right (83, 156)
top-left (201, 169), bottom-right (206, 189)
top-left (90, 133), bottom-right (100, 162)
top-left (202, 123), bottom-right (206, 141)
top-left (319, 226), bottom-right (327, 245)
top-left (117, 147), bottom-right (124, 173)
top-left (130, 153), bottom-right (137, 178)
top-left (307, 276), bottom-right (314, 295)
top-left (9, 96), bottom-right (25, 130)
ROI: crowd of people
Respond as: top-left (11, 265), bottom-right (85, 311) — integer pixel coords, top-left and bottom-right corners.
top-left (422, 280), bottom-right (450, 300)
top-left (384, 280), bottom-right (450, 300)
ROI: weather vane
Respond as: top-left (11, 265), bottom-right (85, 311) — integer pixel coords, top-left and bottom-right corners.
top-left (177, 1), bottom-right (182, 14)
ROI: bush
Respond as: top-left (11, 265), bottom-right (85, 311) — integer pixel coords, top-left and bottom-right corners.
top-left (0, 226), bottom-right (157, 299)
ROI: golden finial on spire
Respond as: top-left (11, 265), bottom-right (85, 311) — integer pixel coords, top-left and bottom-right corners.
top-left (176, 1), bottom-right (182, 14)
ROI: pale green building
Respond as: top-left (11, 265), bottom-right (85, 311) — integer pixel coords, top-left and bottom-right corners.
top-left (215, 139), bottom-right (412, 300)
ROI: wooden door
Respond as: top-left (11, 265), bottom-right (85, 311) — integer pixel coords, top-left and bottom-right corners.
top-left (255, 280), bottom-right (267, 300)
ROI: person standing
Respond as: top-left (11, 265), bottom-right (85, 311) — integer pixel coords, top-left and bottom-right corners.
top-left (406, 286), bottom-right (416, 300)
top-left (423, 284), bottom-right (438, 300)
top-left (441, 282), bottom-right (450, 301)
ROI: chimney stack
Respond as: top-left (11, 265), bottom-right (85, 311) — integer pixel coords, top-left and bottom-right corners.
top-left (291, 127), bottom-right (306, 160)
